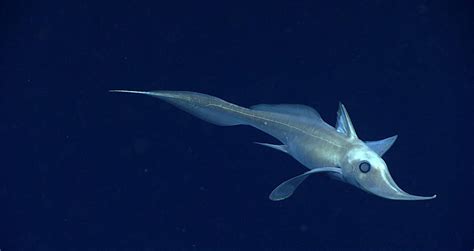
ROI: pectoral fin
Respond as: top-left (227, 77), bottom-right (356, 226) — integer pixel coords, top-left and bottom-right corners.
top-left (254, 142), bottom-right (288, 153)
top-left (269, 167), bottom-right (342, 201)
top-left (365, 135), bottom-right (398, 156)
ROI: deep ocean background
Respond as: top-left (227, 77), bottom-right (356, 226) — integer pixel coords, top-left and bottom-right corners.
top-left (1, 0), bottom-right (473, 250)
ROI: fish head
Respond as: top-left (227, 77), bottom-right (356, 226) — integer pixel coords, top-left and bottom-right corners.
top-left (342, 145), bottom-right (436, 200)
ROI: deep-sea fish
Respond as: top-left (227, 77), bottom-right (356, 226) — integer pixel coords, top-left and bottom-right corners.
top-left (111, 90), bottom-right (436, 201)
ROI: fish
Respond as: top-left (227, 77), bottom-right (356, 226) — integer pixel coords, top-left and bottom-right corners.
top-left (110, 90), bottom-right (436, 201)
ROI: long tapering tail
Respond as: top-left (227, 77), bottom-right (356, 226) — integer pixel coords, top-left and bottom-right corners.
top-left (110, 90), bottom-right (249, 126)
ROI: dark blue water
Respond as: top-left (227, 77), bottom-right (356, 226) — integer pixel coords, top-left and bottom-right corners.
top-left (2, 0), bottom-right (472, 249)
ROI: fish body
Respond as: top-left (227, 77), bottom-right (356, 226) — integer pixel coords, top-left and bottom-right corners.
top-left (111, 90), bottom-right (436, 201)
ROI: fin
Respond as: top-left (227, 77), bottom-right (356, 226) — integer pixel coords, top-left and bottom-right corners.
top-left (251, 104), bottom-right (322, 121)
top-left (365, 135), bottom-right (398, 156)
top-left (254, 142), bottom-right (288, 153)
top-left (336, 103), bottom-right (358, 139)
top-left (327, 171), bottom-right (344, 182)
top-left (269, 167), bottom-right (342, 201)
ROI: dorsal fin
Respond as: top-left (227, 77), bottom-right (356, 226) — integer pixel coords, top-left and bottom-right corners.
top-left (336, 103), bottom-right (358, 139)
top-left (251, 104), bottom-right (322, 121)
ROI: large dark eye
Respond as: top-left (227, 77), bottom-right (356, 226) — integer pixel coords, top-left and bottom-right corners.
top-left (359, 161), bottom-right (371, 173)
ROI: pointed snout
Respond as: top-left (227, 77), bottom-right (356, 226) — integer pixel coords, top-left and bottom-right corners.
top-left (379, 173), bottom-right (436, 200)
top-left (361, 169), bottom-right (436, 201)
top-left (387, 191), bottom-right (437, 201)
top-left (376, 184), bottom-right (437, 201)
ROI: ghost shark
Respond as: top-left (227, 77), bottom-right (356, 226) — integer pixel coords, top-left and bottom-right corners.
top-left (111, 90), bottom-right (436, 201)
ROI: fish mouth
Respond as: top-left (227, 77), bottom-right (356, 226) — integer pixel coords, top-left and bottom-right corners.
top-left (360, 170), bottom-right (437, 201)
